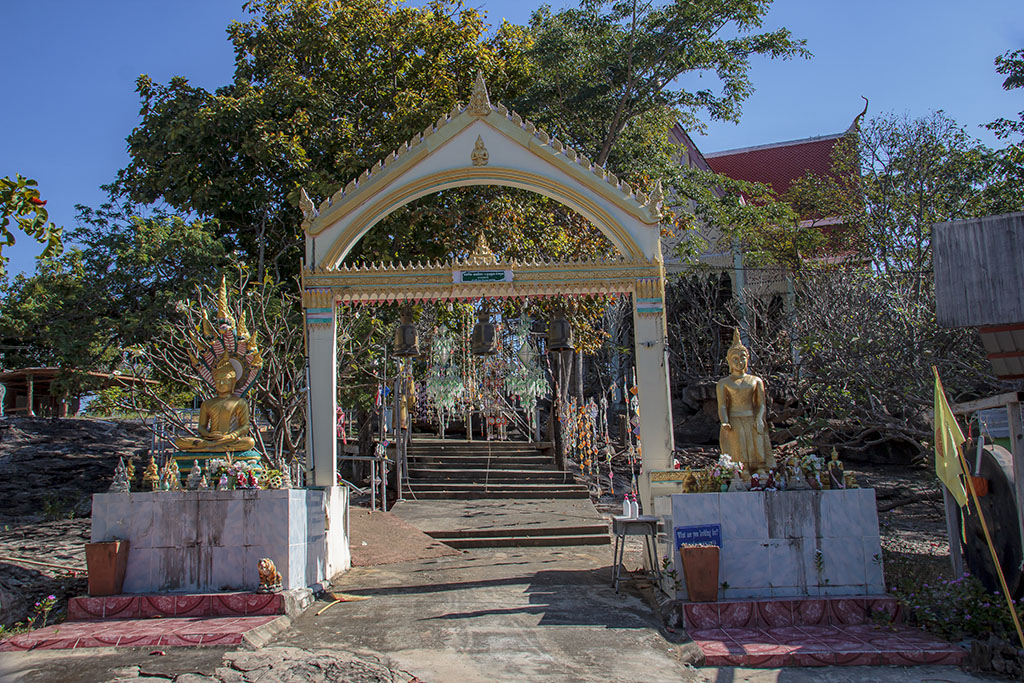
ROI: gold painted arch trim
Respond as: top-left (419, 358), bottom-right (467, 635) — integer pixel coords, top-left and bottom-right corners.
top-left (318, 167), bottom-right (646, 267)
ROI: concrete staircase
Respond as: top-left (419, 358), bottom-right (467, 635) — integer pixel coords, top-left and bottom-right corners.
top-left (395, 439), bottom-right (609, 549)
top-left (402, 439), bottom-right (590, 500)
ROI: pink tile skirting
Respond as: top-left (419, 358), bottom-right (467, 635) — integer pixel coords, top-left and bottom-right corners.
top-left (683, 596), bottom-right (902, 629)
top-left (690, 624), bottom-right (965, 668)
top-left (67, 592), bottom-right (284, 621)
top-left (0, 615), bottom-right (279, 651)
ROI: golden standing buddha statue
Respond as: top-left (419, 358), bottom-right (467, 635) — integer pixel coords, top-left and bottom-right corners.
top-left (717, 329), bottom-right (774, 476)
top-left (174, 353), bottom-right (255, 452)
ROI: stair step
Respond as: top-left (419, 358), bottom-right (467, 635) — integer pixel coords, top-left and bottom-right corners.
top-left (428, 524), bottom-right (609, 539)
top-left (406, 482), bottom-right (588, 491)
top-left (408, 469), bottom-right (571, 480)
top-left (405, 456), bottom-right (552, 466)
top-left (402, 490), bottom-right (590, 500)
top-left (439, 534), bottom-right (610, 548)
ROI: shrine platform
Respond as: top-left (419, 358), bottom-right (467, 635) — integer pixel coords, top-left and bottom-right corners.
top-left (0, 590), bottom-right (306, 652)
top-left (684, 596), bottom-right (965, 667)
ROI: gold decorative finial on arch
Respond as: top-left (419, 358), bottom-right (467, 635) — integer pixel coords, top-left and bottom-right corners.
top-left (647, 179), bottom-right (665, 219)
top-left (467, 233), bottom-right (498, 265)
top-left (467, 71), bottom-right (491, 116)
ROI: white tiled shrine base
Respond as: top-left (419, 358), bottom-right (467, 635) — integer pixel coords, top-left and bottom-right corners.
top-left (656, 489), bottom-right (885, 600)
top-left (91, 488), bottom-right (350, 593)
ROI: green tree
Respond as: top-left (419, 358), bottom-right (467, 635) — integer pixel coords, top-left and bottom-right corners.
top-left (988, 48), bottom-right (1024, 143)
top-left (521, 0), bottom-right (808, 168)
top-left (0, 207), bottom-right (226, 376)
top-left (821, 111), bottom-right (1021, 292)
top-left (115, 0), bottom-right (534, 278)
top-left (0, 175), bottom-right (63, 275)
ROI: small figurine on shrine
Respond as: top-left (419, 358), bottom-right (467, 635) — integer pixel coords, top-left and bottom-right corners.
top-left (257, 557), bottom-right (282, 592)
top-left (143, 456), bottom-right (160, 491)
top-left (185, 460), bottom-right (203, 490)
top-left (162, 460), bottom-right (183, 491)
top-left (217, 472), bottom-right (230, 490)
top-left (198, 473), bottom-right (210, 490)
top-left (784, 455), bottom-right (810, 490)
top-left (844, 472), bottom-right (858, 489)
top-left (108, 458), bottom-right (131, 493)
top-left (828, 448), bottom-right (845, 490)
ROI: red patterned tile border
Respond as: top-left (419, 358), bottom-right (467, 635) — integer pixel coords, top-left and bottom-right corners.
top-left (0, 615), bottom-right (280, 651)
top-left (682, 596), bottom-right (902, 629)
top-left (64, 592), bottom-right (288, 622)
top-left (691, 624), bottom-right (965, 669)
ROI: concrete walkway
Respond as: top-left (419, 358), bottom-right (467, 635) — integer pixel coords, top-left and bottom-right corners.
top-left (0, 542), bottom-right (1000, 682)
top-left (271, 544), bottom-right (700, 682)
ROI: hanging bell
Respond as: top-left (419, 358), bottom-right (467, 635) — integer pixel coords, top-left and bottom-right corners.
top-left (393, 307), bottom-right (419, 357)
top-left (547, 310), bottom-right (574, 351)
top-left (471, 304), bottom-right (498, 356)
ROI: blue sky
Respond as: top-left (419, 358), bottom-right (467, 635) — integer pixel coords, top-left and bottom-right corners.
top-left (1, 0), bottom-right (1020, 276)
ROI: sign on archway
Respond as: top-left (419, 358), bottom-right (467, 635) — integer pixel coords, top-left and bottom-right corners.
top-left (300, 73), bottom-right (675, 509)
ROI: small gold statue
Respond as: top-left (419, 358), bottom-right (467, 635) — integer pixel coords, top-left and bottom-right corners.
top-left (717, 329), bottom-right (774, 476)
top-left (827, 447), bottom-right (845, 490)
top-left (174, 353), bottom-right (256, 452)
top-left (257, 557), bottom-right (282, 592)
top-left (142, 456), bottom-right (160, 491)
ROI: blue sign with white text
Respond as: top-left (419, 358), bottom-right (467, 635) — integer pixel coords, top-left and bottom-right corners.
top-left (674, 524), bottom-right (722, 549)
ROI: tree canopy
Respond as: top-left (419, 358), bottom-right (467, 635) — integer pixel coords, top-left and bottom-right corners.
top-left (0, 175), bottom-right (63, 276)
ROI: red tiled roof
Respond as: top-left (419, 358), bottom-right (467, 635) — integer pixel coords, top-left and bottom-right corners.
top-left (704, 133), bottom-right (847, 198)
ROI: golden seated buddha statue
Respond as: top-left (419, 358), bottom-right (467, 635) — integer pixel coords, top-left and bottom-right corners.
top-left (175, 354), bottom-right (256, 453)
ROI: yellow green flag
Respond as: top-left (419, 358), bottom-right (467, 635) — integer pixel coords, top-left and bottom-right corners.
top-left (933, 367), bottom-right (968, 506)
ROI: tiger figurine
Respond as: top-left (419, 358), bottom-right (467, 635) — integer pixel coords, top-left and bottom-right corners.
top-left (257, 557), bottom-right (282, 592)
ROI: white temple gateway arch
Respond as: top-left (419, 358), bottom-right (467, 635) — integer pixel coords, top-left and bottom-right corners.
top-left (300, 73), bottom-right (675, 509)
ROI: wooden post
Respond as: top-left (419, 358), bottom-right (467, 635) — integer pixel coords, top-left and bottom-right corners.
top-left (26, 374), bottom-right (34, 417)
top-left (942, 487), bottom-right (965, 577)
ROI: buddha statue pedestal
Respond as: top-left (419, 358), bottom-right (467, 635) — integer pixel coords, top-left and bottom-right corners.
top-left (171, 449), bottom-right (262, 482)
top-left (653, 489), bottom-right (886, 601)
top-left (90, 487), bottom-right (351, 592)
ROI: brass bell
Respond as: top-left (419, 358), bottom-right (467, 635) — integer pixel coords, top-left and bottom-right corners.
top-left (547, 310), bottom-right (573, 351)
top-left (471, 304), bottom-right (498, 356)
top-left (393, 307), bottom-right (419, 357)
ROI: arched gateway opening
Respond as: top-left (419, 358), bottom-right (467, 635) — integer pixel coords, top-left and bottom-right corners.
top-left (301, 74), bottom-right (674, 510)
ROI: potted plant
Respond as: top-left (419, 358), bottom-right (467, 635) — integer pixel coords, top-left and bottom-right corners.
top-left (679, 543), bottom-right (720, 602)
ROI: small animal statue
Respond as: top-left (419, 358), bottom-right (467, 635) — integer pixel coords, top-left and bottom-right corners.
top-left (257, 557), bottom-right (282, 592)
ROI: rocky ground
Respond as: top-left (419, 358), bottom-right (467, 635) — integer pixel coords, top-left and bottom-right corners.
top-left (0, 417), bottom-right (149, 629)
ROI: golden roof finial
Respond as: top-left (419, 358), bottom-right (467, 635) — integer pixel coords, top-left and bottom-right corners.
top-left (467, 71), bottom-right (491, 116)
